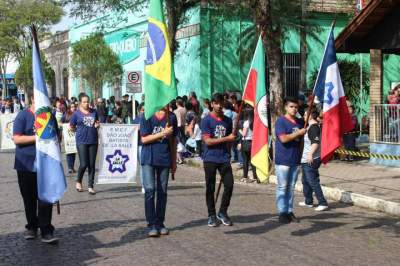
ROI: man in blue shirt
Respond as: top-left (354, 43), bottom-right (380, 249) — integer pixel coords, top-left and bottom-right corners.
top-left (275, 97), bottom-right (306, 224)
top-left (140, 104), bottom-right (177, 237)
top-left (201, 93), bottom-right (236, 227)
top-left (13, 95), bottom-right (58, 244)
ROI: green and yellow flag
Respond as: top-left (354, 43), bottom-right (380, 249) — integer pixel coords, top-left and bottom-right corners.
top-left (144, 0), bottom-right (177, 119)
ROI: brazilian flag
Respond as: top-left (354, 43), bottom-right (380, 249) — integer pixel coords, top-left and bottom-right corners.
top-left (144, 0), bottom-right (177, 119)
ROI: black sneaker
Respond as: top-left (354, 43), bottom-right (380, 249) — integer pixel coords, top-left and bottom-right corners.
top-left (207, 215), bottom-right (218, 227)
top-left (217, 212), bottom-right (233, 226)
top-left (24, 229), bottom-right (37, 240)
top-left (41, 233), bottom-right (59, 244)
top-left (278, 213), bottom-right (290, 224)
top-left (288, 212), bottom-right (300, 223)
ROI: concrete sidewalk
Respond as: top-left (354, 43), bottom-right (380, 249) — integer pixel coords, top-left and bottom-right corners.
top-left (186, 157), bottom-right (400, 216)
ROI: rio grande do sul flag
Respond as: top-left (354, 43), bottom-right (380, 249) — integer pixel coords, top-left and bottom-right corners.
top-left (313, 27), bottom-right (353, 164)
top-left (144, 0), bottom-right (177, 119)
top-left (242, 35), bottom-right (269, 182)
top-left (32, 26), bottom-right (67, 203)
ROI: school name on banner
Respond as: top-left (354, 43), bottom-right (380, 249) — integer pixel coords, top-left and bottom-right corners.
top-left (98, 124), bottom-right (139, 184)
top-left (0, 113), bottom-right (17, 150)
top-left (62, 124), bottom-right (77, 154)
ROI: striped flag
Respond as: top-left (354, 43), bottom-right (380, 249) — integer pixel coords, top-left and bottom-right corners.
top-left (144, 0), bottom-right (177, 119)
top-left (242, 35), bottom-right (269, 182)
top-left (313, 27), bottom-right (353, 164)
top-left (32, 26), bottom-right (67, 203)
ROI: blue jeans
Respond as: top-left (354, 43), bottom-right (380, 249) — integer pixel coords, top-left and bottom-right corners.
top-left (142, 165), bottom-right (169, 228)
top-left (301, 161), bottom-right (328, 206)
top-left (137, 146), bottom-right (144, 187)
top-left (66, 153), bottom-right (76, 170)
top-left (275, 165), bottom-right (299, 214)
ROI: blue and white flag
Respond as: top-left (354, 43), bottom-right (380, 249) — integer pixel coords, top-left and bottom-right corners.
top-left (32, 27), bottom-right (67, 203)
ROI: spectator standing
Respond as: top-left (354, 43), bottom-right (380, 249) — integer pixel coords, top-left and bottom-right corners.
top-left (96, 98), bottom-right (107, 123)
top-left (239, 107), bottom-right (258, 183)
top-left (299, 108), bottom-right (328, 211)
top-left (61, 103), bottom-right (77, 174)
top-left (342, 101), bottom-right (358, 161)
top-left (174, 98), bottom-right (187, 145)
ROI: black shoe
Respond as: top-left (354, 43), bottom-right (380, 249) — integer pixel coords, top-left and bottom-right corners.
top-left (41, 233), bottom-right (59, 244)
top-left (24, 229), bottom-right (37, 240)
top-left (288, 212), bottom-right (300, 223)
top-left (217, 212), bottom-right (233, 226)
top-left (278, 213), bottom-right (290, 224)
top-left (208, 215), bottom-right (218, 227)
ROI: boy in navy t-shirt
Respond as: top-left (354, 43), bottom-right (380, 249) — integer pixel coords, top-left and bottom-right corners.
top-left (275, 97), bottom-right (306, 224)
top-left (13, 95), bottom-right (58, 244)
top-left (201, 93), bottom-right (236, 227)
top-left (140, 105), bottom-right (177, 237)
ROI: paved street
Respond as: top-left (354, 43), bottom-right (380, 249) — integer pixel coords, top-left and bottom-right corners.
top-left (1, 152), bottom-right (400, 266)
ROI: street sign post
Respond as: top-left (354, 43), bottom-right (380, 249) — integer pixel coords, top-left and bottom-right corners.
top-left (125, 71), bottom-right (142, 119)
top-left (126, 71), bottom-right (142, 94)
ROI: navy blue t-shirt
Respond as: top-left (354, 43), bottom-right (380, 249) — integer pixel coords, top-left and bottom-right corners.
top-left (69, 109), bottom-right (99, 145)
top-left (201, 113), bottom-right (232, 164)
top-left (275, 116), bottom-right (304, 166)
top-left (140, 112), bottom-right (178, 167)
top-left (13, 109), bottom-right (36, 172)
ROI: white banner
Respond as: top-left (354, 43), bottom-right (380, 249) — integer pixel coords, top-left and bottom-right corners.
top-left (98, 124), bottom-right (138, 184)
top-left (62, 124), bottom-right (77, 154)
top-left (0, 113), bottom-right (17, 150)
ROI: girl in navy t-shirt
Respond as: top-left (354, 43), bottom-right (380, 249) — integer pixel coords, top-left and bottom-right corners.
top-left (70, 93), bottom-right (99, 195)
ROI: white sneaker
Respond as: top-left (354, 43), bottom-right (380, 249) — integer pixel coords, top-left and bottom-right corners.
top-left (141, 188), bottom-right (145, 194)
top-left (315, 205), bottom-right (329, 211)
top-left (299, 202), bottom-right (313, 208)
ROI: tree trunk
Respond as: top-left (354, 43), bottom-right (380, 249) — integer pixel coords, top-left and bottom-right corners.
top-left (0, 61), bottom-right (7, 98)
top-left (165, 0), bottom-right (180, 58)
top-left (299, 0), bottom-right (307, 92)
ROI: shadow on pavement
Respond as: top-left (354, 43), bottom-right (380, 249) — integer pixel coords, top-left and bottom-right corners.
top-left (0, 218), bottom-right (144, 265)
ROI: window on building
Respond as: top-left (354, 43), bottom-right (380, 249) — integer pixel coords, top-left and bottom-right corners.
top-left (283, 53), bottom-right (300, 98)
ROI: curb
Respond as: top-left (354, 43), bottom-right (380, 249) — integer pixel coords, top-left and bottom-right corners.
top-left (185, 158), bottom-right (400, 217)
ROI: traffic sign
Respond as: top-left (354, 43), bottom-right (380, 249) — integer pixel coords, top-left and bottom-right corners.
top-left (126, 71), bottom-right (142, 93)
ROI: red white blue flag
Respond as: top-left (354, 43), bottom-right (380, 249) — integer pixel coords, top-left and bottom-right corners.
top-left (313, 27), bottom-right (353, 164)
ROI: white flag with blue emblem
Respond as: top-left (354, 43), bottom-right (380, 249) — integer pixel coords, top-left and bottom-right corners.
top-left (32, 26), bottom-right (67, 203)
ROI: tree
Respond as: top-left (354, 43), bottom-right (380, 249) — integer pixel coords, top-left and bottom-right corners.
top-left (15, 49), bottom-right (55, 93)
top-left (0, 0), bottom-right (63, 97)
top-left (71, 33), bottom-right (123, 100)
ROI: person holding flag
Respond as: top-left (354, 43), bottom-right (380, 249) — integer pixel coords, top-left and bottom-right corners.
top-left (13, 94), bottom-right (58, 244)
top-left (12, 25), bottom-right (67, 244)
top-left (140, 0), bottom-right (178, 237)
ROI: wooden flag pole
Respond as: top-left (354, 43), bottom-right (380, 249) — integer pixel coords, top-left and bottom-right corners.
top-left (215, 100), bottom-right (245, 203)
top-left (166, 105), bottom-right (175, 180)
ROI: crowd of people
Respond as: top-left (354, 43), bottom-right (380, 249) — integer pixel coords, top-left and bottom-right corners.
top-left (5, 88), bottom-right (380, 243)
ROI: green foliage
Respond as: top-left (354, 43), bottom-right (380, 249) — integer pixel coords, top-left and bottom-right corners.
top-left (309, 59), bottom-right (370, 118)
top-left (15, 49), bottom-right (55, 93)
top-left (71, 33), bottom-right (123, 100)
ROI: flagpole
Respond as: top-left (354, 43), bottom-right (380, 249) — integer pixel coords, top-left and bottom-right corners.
top-left (166, 105), bottom-right (175, 181)
top-left (304, 17), bottom-right (337, 128)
